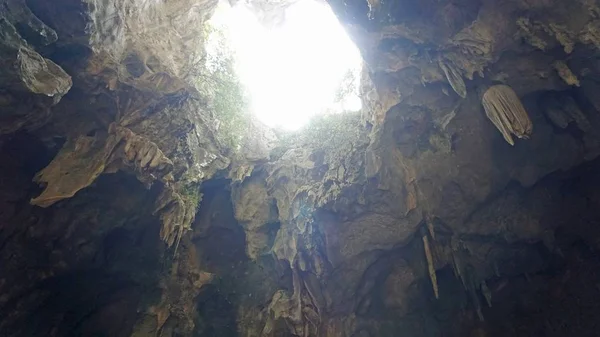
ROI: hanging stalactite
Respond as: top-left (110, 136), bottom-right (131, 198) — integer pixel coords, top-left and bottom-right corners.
top-left (422, 227), bottom-right (439, 299)
top-left (553, 60), bottom-right (580, 87)
top-left (439, 58), bottom-right (467, 98)
top-left (425, 212), bottom-right (436, 240)
top-left (481, 280), bottom-right (492, 308)
top-left (481, 84), bottom-right (533, 145)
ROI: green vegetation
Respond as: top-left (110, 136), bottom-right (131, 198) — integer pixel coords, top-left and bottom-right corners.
top-left (191, 22), bottom-right (363, 154)
top-left (179, 182), bottom-right (203, 213)
top-left (333, 68), bottom-right (359, 106)
top-left (193, 24), bottom-right (251, 151)
top-left (270, 111), bottom-right (366, 161)
top-left (268, 67), bottom-right (364, 158)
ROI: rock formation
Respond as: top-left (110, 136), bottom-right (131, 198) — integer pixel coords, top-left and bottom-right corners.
top-left (2, 0), bottom-right (600, 336)
top-left (481, 84), bottom-right (532, 145)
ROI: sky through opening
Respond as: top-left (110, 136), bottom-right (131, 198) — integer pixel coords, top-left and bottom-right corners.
top-left (207, 0), bottom-right (362, 130)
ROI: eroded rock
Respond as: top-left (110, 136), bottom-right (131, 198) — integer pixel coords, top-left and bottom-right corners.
top-left (3, 0), bottom-right (600, 336)
top-left (481, 84), bottom-right (533, 146)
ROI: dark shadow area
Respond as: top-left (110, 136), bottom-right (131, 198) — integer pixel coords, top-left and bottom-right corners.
top-left (0, 133), bottom-right (166, 337)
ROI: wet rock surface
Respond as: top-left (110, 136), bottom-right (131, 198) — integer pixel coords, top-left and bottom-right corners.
top-left (2, 0), bottom-right (600, 336)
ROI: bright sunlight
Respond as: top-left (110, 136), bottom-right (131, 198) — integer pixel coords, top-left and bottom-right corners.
top-left (207, 0), bottom-right (362, 130)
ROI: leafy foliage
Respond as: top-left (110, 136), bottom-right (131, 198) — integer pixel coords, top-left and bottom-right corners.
top-left (333, 68), bottom-right (358, 104)
top-left (190, 22), bottom-right (362, 154)
top-left (268, 67), bottom-right (366, 161)
top-left (193, 24), bottom-right (251, 151)
top-left (270, 111), bottom-right (367, 162)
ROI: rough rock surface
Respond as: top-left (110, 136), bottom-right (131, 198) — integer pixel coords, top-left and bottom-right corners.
top-left (2, 0), bottom-right (600, 336)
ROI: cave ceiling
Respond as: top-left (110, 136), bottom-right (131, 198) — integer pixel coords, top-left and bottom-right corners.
top-left (1, 0), bottom-right (600, 336)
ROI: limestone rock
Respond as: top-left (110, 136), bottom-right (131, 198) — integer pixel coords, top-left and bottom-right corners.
top-left (439, 58), bottom-right (467, 98)
top-left (383, 259), bottom-right (417, 314)
top-left (31, 123), bottom-right (174, 208)
top-left (482, 85), bottom-right (533, 146)
top-left (0, 0), bottom-right (72, 134)
top-left (553, 60), bottom-right (580, 87)
top-left (4, 0), bottom-right (600, 336)
top-left (232, 176), bottom-right (278, 259)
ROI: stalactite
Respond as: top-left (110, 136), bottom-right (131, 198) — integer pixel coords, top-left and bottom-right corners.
top-left (481, 280), bottom-right (492, 307)
top-left (451, 251), bottom-right (460, 278)
top-left (471, 286), bottom-right (484, 322)
top-left (425, 213), bottom-right (436, 240)
top-left (464, 265), bottom-right (484, 321)
top-left (553, 60), bottom-right (580, 87)
top-left (422, 227), bottom-right (439, 299)
top-left (482, 84), bottom-right (533, 145)
top-left (439, 58), bottom-right (467, 98)
top-left (451, 236), bottom-right (466, 288)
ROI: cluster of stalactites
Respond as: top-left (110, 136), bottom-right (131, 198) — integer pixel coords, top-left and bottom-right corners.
top-left (482, 84), bottom-right (533, 145)
top-left (450, 237), bottom-right (494, 322)
top-left (422, 217), bottom-right (495, 322)
top-left (29, 122), bottom-right (194, 249)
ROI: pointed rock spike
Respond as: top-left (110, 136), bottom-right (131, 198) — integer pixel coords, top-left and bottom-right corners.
top-left (439, 59), bottom-right (467, 98)
top-left (423, 233), bottom-right (439, 299)
top-left (482, 85), bottom-right (532, 145)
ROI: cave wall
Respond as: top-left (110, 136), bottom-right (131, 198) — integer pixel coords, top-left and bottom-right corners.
top-left (0, 133), bottom-right (165, 336)
top-left (0, 0), bottom-right (225, 335)
top-left (222, 0), bottom-right (600, 334)
top-left (2, 0), bottom-right (600, 336)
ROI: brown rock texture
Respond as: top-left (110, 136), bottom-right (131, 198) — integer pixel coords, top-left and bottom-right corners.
top-left (2, 0), bottom-right (600, 336)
